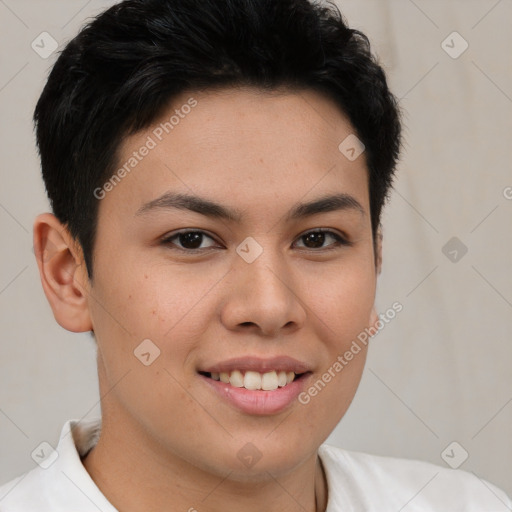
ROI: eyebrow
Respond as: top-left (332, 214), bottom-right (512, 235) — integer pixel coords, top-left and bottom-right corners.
top-left (135, 191), bottom-right (366, 222)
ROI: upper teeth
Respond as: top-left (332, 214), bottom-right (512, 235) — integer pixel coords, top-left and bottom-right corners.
top-left (210, 370), bottom-right (296, 390)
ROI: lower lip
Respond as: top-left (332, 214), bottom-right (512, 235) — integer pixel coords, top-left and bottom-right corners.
top-left (199, 373), bottom-right (311, 415)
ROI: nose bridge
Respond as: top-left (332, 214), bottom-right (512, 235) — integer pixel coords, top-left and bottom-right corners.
top-left (237, 235), bottom-right (291, 296)
top-left (222, 236), bottom-right (305, 335)
top-left (251, 259), bottom-right (289, 301)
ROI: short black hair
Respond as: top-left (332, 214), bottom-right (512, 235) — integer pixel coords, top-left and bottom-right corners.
top-left (34, 0), bottom-right (402, 280)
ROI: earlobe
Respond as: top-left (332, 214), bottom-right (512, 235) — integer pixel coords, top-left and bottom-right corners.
top-left (369, 306), bottom-right (379, 332)
top-left (33, 213), bottom-right (93, 333)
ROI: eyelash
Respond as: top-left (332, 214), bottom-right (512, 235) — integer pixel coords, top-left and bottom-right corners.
top-left (160, 228), bottom-right (352, 254)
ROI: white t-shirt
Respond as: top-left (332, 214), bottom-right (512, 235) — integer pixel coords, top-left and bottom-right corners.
top-left (0, 418), bottom-right (510, 511)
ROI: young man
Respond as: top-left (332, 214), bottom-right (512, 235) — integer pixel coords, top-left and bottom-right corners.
top-left (0, 0), bottom-right (510, 510)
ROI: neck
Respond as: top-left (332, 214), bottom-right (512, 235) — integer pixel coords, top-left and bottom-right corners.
top-left (82, 414), bottom-right (328, 512)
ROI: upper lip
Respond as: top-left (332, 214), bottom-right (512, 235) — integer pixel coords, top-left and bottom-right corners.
top-left (199, 356), bottom-right (312, 374)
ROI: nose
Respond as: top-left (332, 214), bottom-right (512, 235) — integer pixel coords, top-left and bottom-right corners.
top-left (220, 247), bottom-right (307, 337)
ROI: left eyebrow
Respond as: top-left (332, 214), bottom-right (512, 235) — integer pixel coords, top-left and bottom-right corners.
top-left (285, 193), bottom-right (366, 221)
top-left (135, 191), bottom-right (366, 221)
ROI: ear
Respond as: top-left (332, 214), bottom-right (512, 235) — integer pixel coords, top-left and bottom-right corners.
top-left (368, 226), bottom-right (383, 333)
top-left (33, 213), bottom-right (93, 333)
top-left (375, 225), bottom-right (383, 277)
top-left (368, 306), bottom-right (379, 335)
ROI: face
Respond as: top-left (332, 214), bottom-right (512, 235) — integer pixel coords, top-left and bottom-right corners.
top-left (80, 86), bottom-right (379, 480)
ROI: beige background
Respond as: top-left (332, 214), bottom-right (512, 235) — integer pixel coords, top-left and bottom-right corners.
top-left (1, 0), bottom-right (511, 500)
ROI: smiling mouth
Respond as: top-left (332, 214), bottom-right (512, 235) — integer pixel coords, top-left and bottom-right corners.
top-left (199, 370), bottom-right (309, 391)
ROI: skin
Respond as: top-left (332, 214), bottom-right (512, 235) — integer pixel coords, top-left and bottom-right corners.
top-left (33, 86), bottom-right (382, 512)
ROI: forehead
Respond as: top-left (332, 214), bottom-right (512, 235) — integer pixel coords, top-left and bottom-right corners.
top-left (99, 86), bottom-right (370, 223)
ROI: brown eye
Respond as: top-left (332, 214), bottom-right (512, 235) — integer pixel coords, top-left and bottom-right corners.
top-left (294, 230), bottom-right (350, 250)
top-left (162, 230), bottom-right (219, 252)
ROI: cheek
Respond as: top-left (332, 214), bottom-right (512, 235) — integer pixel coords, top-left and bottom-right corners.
top-left (295, 259), bottom-right (373, 417)
top-left (88, 260), bottom-right (223, 385)
top-left (91, 253), bottom-right (201, 334)
top-left (305, 259), bottom-right (376, 339)
top-left (294, 281), bottom-right (371, 442)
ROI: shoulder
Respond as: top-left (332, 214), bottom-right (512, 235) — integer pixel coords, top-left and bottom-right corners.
top-left (318, 443), bottom-right (512, 511)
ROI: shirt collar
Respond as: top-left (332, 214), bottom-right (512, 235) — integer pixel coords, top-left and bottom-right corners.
top-left (38, 417), bottom-right (117, 512)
